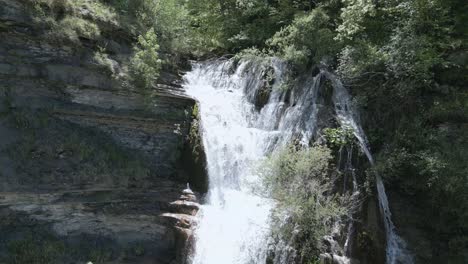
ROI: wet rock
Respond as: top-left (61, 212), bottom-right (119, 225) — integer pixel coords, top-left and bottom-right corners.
top-left (323, 235), bottom-right (344, 255)
top-left (320, 253), bottom-right (359, 264)
top-left (162, 213), bottom-right (195, 229)
top-left (163, 187), bottom-right (199, 227)
top-left (163, 187), bottom-right (200, 264)
top-left (181, 105), bottom-right (209, 193)
top-left (253, 66), bottom-right (275, 110)
top-left (170, 200), bottom-right (199, 216)
top-left (170, 226), bottom-right (196, 264)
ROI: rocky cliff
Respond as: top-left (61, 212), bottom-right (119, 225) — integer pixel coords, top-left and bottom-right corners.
top-left (0, 0), bottom-right (204, 263)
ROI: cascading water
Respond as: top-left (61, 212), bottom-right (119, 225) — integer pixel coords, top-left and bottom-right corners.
top-left (184, 58), bottom-right (412, 264)
top-left (184, 59), bottom-right (323, 264)
top-left (341, 145), bottom-right (359, 258)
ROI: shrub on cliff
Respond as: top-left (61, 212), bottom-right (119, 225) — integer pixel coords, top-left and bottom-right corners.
top-left (108, 0), bottom-right (192, 54)
top-left (261, 145), bottom-right (346, 262)
top-left (129, 28), bottom-right (162, 91)
top-left (29, 0), bottom-right (120, 43)
top-left (58, 16), bottom-right (101, 41)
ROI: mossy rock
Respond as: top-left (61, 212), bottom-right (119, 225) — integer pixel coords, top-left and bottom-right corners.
top-left (181, 103), bottom-right (208, 193)
top-left (254, 66), bottom-right (275, 110)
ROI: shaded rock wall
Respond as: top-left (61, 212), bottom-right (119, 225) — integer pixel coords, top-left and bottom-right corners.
top-left (0, 0), bottom-right (206, 263)
top-left (0, 0), bottom-right (196, 185)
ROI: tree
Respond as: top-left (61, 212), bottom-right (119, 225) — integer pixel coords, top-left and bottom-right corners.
top-left (129, 28), bottom-right (162, 91)
top-left (267, 7), bottom-right (338, 66)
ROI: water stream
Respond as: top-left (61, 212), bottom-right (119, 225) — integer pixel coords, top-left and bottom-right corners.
top-left (185, 60), bottom-right (276, 264)
top-left (184, 59), bottom-right (412, 264)
top-left (326, 73), bottom-right (414, 264)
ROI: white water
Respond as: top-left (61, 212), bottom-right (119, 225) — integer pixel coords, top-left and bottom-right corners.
top-left (184, 59), bottom-right (325, 264)
top-left (184, 59), bottom-right (412, 264)
top-left (185, 60), bottom-right (274, 264)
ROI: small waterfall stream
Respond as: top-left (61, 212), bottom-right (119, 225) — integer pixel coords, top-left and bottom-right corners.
top-left (184, 59), bottom-right (412, 264)
top-left (326, 73), bottom-right (413, 264)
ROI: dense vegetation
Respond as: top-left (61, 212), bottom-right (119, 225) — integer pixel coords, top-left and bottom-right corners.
top-left (28, 0), bottom-right (191, 90)
top-left (172, 0), bottom-right (466, 261)
top-left (261, 145), bottom-right (346, 262)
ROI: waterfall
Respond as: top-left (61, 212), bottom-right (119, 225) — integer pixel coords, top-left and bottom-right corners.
top-left (184, 58), bottom-right (323, 264)
top-left (184, 58), bottom-right (412, 264)
top-left (325, 73), bottom-right (414, 264)
top-left (342, 145), bottom-right (358, 258)
top-left (184, 60), bottom-right (274, 264)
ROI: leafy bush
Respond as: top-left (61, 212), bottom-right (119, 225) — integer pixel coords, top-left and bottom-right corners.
top-left (151, 0), bottom-right (191, 53)
top-left (261, 145), bottom-right (346, 262)
top-left (335, 0), bottom-right (376, 41)
top-left (107, 0), bottom-right (192, 53)
top-left (29, 0), bottom-right (117, 43)
top-left (58, 16), bottom-right (100, 41)
top-left (93, 47), bottom-right (116, 74)
top-left (32, 0), bottom-right (119, 24)
top-left (323, 127), bottom-right (355, 148)
top-left (129, 28), bottom-right (162, 91)
top-left (184, 0), bottom-right (300, 55)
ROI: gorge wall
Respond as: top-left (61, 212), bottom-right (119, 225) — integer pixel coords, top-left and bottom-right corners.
top-left (0, 1), bottom-right (204, 263)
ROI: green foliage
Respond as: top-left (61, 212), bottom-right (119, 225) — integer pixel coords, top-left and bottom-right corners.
top-left (107, 0), bottom-right (134, 13)
top-left (129, 28), bottom-right (162, 91)
top-left (233, 48), bottom-right (267, 62)
top-left (185, 0), bottom-right (308, 54)
top-left (28, 0), bottom-right (124, 44)
top-left (261, 145), bottom-right (346, 261)
top-left (267, 8), bottom-right (338, 66)
top-left (106, 0), bottom-right (192, 53)
top-left (333, 0), bottom-right (466, 222)
top-left (336, 0), bottom-right (376, 41)
top-left (188, 104), bottom-right (202, 155)
top-left (31, 0), bottom-right (119, 26)
top-left (184, 0), bottom-right (227, 54)
top-left (58, 16), bottom-right (101, 41)
top-left (323, 127), bottom-right (355, 148)
top-left (152, 0), bottom-right (191, 53)
top-left (94, 46), bottom-right (115, 74)
top-left (373, 116), bottom-right (468, 241)
top-left (19, 0), bottom-right (468, 259)
top-left (337, 0), bottom-right (455, 90)
top-left (333, 2), bottom-right (467, 257)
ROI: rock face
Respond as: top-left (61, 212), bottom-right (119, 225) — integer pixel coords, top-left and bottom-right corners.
top-left (163, 187), bottom-right (200, 264)
top-left (253, 65), bottom-right (275, 110)
top-left (0, 185), bottom-right (197, 264)
top-left (0, 1), bottom-right (206, 263)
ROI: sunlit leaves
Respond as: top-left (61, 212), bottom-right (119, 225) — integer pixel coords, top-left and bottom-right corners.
top-left (129, 28), bottom-right (162, 90)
